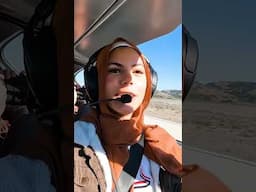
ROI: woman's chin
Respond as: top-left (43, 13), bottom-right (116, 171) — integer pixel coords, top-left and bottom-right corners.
top-left (110, 103), bottom-right (135, 117)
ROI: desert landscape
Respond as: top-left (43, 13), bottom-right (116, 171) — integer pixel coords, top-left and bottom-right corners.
top-left (184, 81), bottom-right (256, 163)
top-left (146, 82), bottom-right (256, 163)
top-left (145, 90), bottom-right (182, 123)
top-left (183, 101), bottom-right (256, 161)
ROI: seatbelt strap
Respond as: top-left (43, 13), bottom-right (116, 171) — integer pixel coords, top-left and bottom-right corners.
top-left (115, 135), bottom-right (144, 192)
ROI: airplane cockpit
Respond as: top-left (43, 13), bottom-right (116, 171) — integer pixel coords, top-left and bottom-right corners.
top-left (1, 1), bottom-right (254, 192)
top-left (0, 0), bottom-right (185, 158)
top-left (1, 1), bottom-right (184, 191)
top-left (0, 0), bottom-right (59, 155)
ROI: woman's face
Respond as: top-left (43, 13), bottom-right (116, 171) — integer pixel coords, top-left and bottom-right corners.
top-left (105, 47), bottom-right (147, 119)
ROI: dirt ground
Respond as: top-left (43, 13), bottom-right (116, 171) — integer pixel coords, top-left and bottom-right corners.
top-left (183, 101), bottom-right (256, 162)
top-left (145, 97), bottom-right (182, 123)
top-left (145, 98), bottom-right (256, 162)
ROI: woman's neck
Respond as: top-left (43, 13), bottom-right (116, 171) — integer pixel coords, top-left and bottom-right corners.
top-left (119, 113), bottom-right (132, 120)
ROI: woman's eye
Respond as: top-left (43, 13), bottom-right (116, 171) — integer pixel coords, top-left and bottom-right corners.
top-left (134, 69), bottom-right (144, 74)
top-left (108, 68), bottom-right (121, 74)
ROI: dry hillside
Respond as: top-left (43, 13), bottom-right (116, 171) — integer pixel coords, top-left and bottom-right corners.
top-left (145, 90), bottom-right (182, 123)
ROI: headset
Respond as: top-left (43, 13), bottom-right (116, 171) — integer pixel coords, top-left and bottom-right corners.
top-left (83, 46), bottom-right (158, 103)
top-left (83, 25), bottom-right (198, 103)
top-left (182, 25), bottom-right (199, 101)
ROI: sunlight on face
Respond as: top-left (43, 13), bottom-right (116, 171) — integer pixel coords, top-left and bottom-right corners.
top-left (105, 47), bottom-right (147, 118)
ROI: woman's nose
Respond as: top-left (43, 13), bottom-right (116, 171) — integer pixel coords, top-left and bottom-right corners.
top-left (120, 71), bottom-right (133, 85)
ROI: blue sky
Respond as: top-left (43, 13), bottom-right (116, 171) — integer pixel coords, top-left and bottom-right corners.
top-left (184, 1), bottom-right (256, 83)
top-left (138, 24), bottom-right (182, 90)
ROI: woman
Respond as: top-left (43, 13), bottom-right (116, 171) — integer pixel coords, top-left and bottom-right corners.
top-left (74, 37), bottom-right (183, 192)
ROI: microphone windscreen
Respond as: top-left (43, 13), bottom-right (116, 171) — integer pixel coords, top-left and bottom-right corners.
top-left (120, 94), bottom-right (132, 103)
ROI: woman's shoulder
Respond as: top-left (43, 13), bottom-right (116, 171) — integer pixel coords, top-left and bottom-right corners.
top-left (74, 120), bottom-right (97, 146)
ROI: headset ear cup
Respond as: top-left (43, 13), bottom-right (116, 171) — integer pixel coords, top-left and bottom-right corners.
top-left (143, 55), bottom-right (158, 97)
top-left (149, 64), bottom-right (158, 97)
top-left (182, 25), bottom-right (199, 101)
top-left (83, 47), bottom-right (104, 103)
top-left (84, 64), bottom-right (98, 103)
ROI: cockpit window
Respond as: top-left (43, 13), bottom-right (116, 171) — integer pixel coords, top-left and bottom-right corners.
top-left (0, 31), bottom-right (24, 75)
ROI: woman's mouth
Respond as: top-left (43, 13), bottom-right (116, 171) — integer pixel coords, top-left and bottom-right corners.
top-left (114, 92), bottom-right (135, 102)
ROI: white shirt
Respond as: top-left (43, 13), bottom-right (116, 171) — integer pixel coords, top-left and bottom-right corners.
top-left (74, 121), bottom-right (161, 192)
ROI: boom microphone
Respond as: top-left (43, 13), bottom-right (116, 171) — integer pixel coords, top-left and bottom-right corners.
top-left (87, 94), bottom-right (132, 107)
top-left (117, 94), bottom-right (132, 103)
